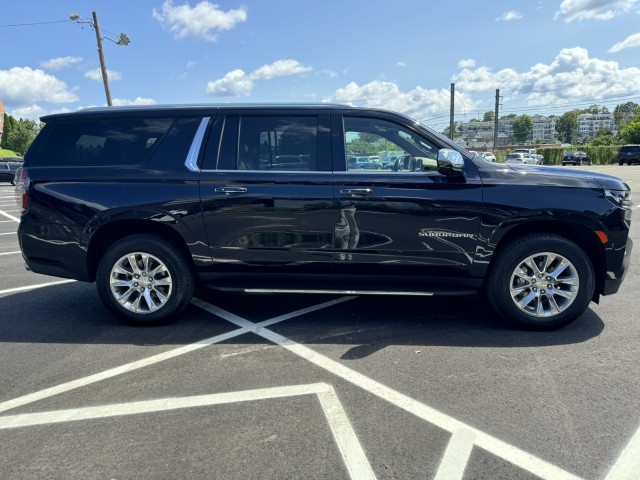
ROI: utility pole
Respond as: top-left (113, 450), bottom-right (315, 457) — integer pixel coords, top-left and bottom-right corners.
top-left (493, 89), bottom-right (500, 150)
top-left (92, 11), bottom-right (112, 106)
top-left (70, 11), bottom-right (130, 107)
top-left (449, 83), bottom-right (455, 141)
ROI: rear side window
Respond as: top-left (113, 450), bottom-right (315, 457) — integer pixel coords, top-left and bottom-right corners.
top-left (216, 116), bottom-right (318, 171)
top-left (33, 118), bottom-right (176, 166)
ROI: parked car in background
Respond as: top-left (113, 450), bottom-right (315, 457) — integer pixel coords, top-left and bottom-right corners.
top-left (512, 149), bottom-right (543, 164)
top-left (467, 151), bottom-right (496, 162)
top-left (562, 151), bottom-right (592, 166)
top-left (0, 160), bottom-right (22, 185)
top-left (505, 152), bottom-right (539, 165)
top-left (618, 145), bottom-right (640, 165)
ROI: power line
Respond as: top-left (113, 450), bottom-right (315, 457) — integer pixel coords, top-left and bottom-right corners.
top-left (0, 19), bottom-right (69, 28)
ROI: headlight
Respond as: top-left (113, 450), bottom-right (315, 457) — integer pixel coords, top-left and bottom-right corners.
top-left (604, 189), bottom-right (633, 209)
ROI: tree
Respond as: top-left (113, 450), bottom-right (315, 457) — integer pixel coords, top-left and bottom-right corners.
top-left (590, 127), bottom-right (617, 146)
top-left (1, 113), bottom-right (18, 149)
top-left (483, 111), bottom-right (495, 122)
top-left (620, 121), bottom-right (640, 144)
top-left (512, 115), bottom-right (533, 143)
top-left (4, 118), bottom-right (41, 155)
top-left (584, 104), bottom-right (609, 115)
top-left (442, 121), bottom-right (460, 140)
top-left (555, 111), bottom-right (579, 144)
top-left (613, 101), bottom-right (639, 127)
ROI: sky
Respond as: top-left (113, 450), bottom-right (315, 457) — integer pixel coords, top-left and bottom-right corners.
top-left (2, 0), bottom-right (640, 132)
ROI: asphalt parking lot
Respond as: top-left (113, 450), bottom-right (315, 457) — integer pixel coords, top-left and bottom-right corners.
top-left (1, 165), bottom-right (640, 480)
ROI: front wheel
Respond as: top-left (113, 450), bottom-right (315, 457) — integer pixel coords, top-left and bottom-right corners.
top-left (96, 235), bottom-right (195, 326)
top-left (485, 234), bottom-right (595, 330)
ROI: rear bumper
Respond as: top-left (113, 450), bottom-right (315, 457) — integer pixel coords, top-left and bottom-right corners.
top-left (18, 222), bottom-right (91, 282)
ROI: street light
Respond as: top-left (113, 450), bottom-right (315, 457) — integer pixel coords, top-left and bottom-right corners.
top-left (69, 11), bottom-right (130, 106)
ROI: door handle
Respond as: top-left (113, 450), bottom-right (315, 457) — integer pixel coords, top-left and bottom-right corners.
top-left (340, 188), bottom-right (373, 196)
top-left (215, 186), bottom-right (248, 195)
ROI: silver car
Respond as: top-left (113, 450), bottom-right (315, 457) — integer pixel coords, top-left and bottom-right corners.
top-left (505, 152), bottom-right (539, 165)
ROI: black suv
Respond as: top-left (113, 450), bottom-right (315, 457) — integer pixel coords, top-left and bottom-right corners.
top-left (0, 158), bottom-right (22, 185)
top-left (618, 145), bottom-right (640, 165)
top-left (15, 104), bottom-right (633, 330)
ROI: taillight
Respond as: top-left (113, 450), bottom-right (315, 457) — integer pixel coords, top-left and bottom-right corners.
top-left (15, 168), bottom-right (30, 213)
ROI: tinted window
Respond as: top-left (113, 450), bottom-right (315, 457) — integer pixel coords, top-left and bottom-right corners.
top-left (227, 116), bottom-right (318, 171)
top-left (34, 118), bottom-right (175, 166)
top-left (343, 117), bottom-right (439, 173)
top-left (621, 146), bottom-right (640, 153)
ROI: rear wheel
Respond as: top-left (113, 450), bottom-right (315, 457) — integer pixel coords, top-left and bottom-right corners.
top-left (96, 235), bottom-right (195, 326)
top-left (486, 234), bottom-right (595, 330)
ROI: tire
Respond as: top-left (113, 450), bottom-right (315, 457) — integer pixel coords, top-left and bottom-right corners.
top-left (485, 234), bottom-right (595, 330)
top-left (96, 235), bottom-right (195, 326)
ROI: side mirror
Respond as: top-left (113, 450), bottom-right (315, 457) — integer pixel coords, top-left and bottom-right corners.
top-left (437, 148), bottom-right (465, 175)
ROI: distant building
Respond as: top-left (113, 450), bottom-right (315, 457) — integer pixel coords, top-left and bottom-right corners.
top-left (459, 115), bottom-right (559, 147)
top-left (577, 113), bottom-right (617, 140)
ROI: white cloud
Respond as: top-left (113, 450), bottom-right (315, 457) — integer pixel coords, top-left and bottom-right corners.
top-left (0, 67), bottom-right (78, 104)
top-left (397, 61), bottom-right (407, 68)
top-left (84, 68), bottom-right (123, 82)
top-left (206, 59), bottom-right (312, 96)
top-left (496, 10), bottom-right (523, 21)
top-left (554, 0), bottom-right (638, 22)
top-left (323, 80), bottom-right (479, 120)
top-left (153, 0), bottom-right (248, 41)
top-left (609, 32), bottom-right (640, 52)
top-left (112, 97), bottom-right (158, 106)
top-left (9, 105), bottom-right (72, 121)
top-left (250, 59), bottom-right (312, 80)
top-left (458, 58), bottom-right (476, 69)
top-left (41, 56), bottom-right (83, 71)
top-left (206, 69), bottom-right (253, 96)
top-left (10, 104), bottom-right (47, 121)
top-left (452, 47), bottom-right (640, 107)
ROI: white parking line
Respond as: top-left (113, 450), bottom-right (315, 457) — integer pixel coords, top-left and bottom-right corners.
top-left (0, 383), bottom-right (376, 480)
top-left (0, 286), bottom-right (633, 479)
top-left (0, 232), bottom-right (17, 236)
top-left (0, 295), bottom-right (353, 414)
top-left (0, 251), bottom-right (21, 256)
top-left (605, 424), bottom-right (640, 480)
top-left (434, 429), bottom-right (476, 480)
top-left (0, 210), bottom-right (19, 222)
top-left (0, 280), bottom-right (76, 297)
top-left (192, 298), bottom-right (584, 480)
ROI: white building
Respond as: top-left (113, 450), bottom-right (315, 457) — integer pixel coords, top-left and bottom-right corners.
top-left (577, 113), bottom-right (617, 139)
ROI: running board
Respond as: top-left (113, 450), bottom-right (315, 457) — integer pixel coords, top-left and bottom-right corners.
top-left (245, 288), bottom-right (435, 296)
top-left (204, 285), bottom-right (478, 296)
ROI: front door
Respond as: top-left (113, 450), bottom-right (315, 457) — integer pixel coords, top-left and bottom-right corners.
top-left (331, 112), bottom-right (483, 283)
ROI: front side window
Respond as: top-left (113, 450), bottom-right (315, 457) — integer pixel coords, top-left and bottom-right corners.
top-left (343, 117), bottom-right (439, 173)
top-left (235, 116), bottom-right (318, 171)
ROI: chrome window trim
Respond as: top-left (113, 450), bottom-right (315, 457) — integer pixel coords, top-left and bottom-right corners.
top-left (199, 169), bottom-right (333, 174)
top-left (185, 117), bottom-right (211, 172)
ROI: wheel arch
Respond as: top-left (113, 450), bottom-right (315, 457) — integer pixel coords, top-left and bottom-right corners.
top-left (86, 219), bottom-right (196, 282)
top-left (485, 220), bottom-right (606, 301)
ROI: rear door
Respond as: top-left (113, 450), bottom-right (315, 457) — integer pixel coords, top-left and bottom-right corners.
top-left (198, 108), bottom-right (334, 277)
top-left (331, 110), bottom-right (483, 282)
